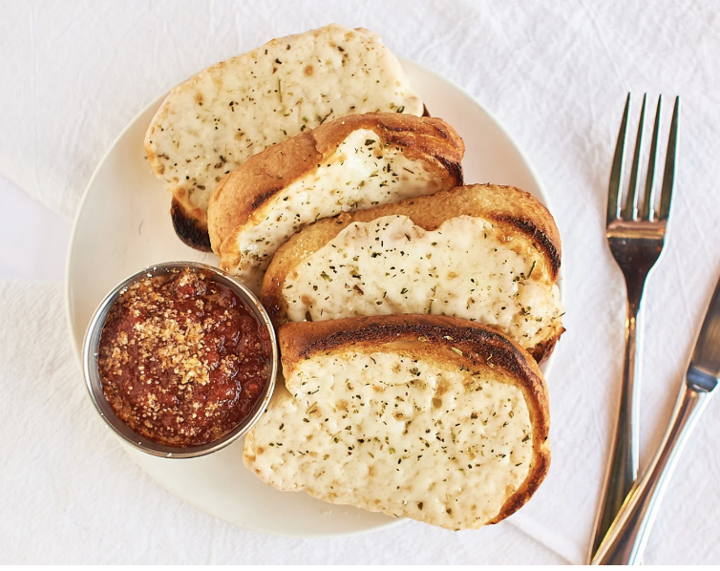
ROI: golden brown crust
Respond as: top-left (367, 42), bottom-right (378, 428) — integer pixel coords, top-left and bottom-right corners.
top-left (527, 330), bottom-right (562, 364)
top-left (206, 112), bottom-right (465, 261)
top-left (278, 314), bottom-right (551, 525)
top-left (261, 183), bottom-right (563, 362)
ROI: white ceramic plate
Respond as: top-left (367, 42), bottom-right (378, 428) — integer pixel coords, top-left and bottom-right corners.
top-left (65, 59), bottom-right (556, 537)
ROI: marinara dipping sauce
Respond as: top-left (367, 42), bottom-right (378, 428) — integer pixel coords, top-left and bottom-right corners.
top-left (96, 267), bottom-right (273, 448)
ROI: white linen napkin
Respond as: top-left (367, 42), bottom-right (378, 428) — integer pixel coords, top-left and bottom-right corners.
top-left (2, 0), bottom-right (720, 564)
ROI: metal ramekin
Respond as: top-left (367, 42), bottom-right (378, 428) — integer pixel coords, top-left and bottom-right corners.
top-left (82, 261), bottom-right (278, 459)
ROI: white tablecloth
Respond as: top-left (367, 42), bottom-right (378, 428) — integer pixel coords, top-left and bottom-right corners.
top-left (2, 0), bottom-right (720, 564)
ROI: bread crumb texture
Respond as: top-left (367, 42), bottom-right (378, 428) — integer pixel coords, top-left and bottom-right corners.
top-left (282, 215), bottom-right (564, 352)
top-left (243, 350), bottom-right (534, 530)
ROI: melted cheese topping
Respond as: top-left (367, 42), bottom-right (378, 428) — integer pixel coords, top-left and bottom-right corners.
top-left (233, 130), bottom-right (446, 292)
top-left (282, 215), bottom-right (564, 351)
top-left (146, 24), bottom-right (423, 213)
top-left (245, 350), bottom-right (533, 530)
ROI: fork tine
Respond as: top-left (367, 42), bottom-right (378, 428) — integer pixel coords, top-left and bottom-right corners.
top-left (658, 96), bottom-right (680, 221)
top-left (608, 93), bottom-right (631, 226)
top-left (621, 94), bottom-right (647, 221)
top-left (640, 96), bottom-right (662, 221)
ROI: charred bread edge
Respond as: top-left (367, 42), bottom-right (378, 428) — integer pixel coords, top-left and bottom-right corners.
top-left (277, 313), bottom-right (551, 523)
top-left (261, 184), bottom-right (563, 361)
top-left (207, 112), bottom-right (465, 258)
top-left (170, 198), bottom-right (213, 251)
top-left (527, 332), bottom-right (561, 364)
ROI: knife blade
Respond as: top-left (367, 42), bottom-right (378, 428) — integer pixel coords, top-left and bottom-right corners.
top-left (591, 272), bottom-right (720, 564)
top-left (687, 275), bottom-right (720, 391)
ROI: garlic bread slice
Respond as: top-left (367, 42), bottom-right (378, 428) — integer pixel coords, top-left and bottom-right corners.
top-left (144, 24), bottom-right (425, 251)
top-left (261, 184), bottom-right (563, 362)
top-left (243, 314), bottom-right (551, 530)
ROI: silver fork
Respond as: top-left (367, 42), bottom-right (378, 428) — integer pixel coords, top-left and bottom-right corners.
top-left (589, 93), bottom-right (680, 560)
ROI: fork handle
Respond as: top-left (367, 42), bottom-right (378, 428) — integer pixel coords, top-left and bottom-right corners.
top-left (591, 384), bottom-right (713, 564)
top-left (590, 298), bottom-right (643, 557)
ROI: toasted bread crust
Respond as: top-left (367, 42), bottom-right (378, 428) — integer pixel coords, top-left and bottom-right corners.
top-left (170, 198), bottom-right (212, 251)
top-left (277, 314), bottom-right (551, 525)
top-left (206, 112), bottom-right (465, 263)
top-left (262, 184), bottom-right (563, 361)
